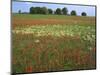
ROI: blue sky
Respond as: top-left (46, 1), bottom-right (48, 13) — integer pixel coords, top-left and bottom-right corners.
top-left (12, 1), bottom-right (96, 16)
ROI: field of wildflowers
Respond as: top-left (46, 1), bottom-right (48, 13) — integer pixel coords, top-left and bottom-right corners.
top-left (12, 14), bottom-right (96, 73)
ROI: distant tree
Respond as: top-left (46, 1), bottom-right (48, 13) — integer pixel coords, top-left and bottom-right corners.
top-left (55, 8), bottom-right (62, 15)
top-left (81, 12), bottom-right (87, 16)
top-left (35, 7), bottom-right (41, 14)
top-left (62, 7), bottom-right (68, 15)
top-left (18, 10), bottom-right (21, 14)
top-left (30, 7), bottom-right (36, 14)
top-left (41, 7), bottom-right (48, 14)
top-left (70, 10), bottom-right (77, 16)
top-left (30, 7), bottom-right (33, 14)
top-left (30, 7), bottom-right (49, 14)
top-left (30, 6), bottom-right (70, 15)
top-left (48, 9), bottom-right (53, 14)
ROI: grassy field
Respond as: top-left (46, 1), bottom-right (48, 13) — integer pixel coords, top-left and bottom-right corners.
top-left (13, 14), bottom-right (95, 19)
top-left (12, 14), bottom-right (96, 73)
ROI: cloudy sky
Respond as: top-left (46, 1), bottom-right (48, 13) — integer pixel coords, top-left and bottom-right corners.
top-left (12, 1), bottom-right (96, 16)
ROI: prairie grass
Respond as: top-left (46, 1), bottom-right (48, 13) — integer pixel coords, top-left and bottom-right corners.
top-left (12, 14), bottom-right (96, 73)
top-left (12, 24), bottom-right (96, 73)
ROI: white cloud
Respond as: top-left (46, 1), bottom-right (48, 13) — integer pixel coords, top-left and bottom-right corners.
top-left (24, 2), bottom-right (33, 5)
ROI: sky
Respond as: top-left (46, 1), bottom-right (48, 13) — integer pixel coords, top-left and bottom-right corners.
top-left (12, 1), bottom-right (96, 16)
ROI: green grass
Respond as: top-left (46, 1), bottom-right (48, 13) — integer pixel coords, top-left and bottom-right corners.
top-left (13, 13), bottom-right (95, 19)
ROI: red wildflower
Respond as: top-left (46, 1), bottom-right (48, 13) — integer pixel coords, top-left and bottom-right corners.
top-left (25, 65), bottom-right (33, 72)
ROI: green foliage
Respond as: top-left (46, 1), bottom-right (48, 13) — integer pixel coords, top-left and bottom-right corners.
top-left (41, 7), bottom-right (48, 14)
top-left (81, 12), bottom-right (87, 16)
top-left (48, 9), bottom-right (53, 14)
top-left (71, 10), bottom-right (77, 16)
top-left (63, 61), bottom-right (75, 70)
top-left (62, 7), bottom-right (68, 15)
top-left (30, 7), bottom-right (48, 14)
top-left (48, 52), bottom-right (55, 60)
top-left (55, 8), bottom-right (62, 15)
top-left (30, 7), bottom-right (36, 14)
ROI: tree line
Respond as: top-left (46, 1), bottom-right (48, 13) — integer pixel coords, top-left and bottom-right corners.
top-left (18, 7), bottom-right (87, 16)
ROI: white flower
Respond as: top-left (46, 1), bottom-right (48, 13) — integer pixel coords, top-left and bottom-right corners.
top-left (88, 47), bottom-right (92, 51)
top-left (34, 39), bottom-right (40, 43)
